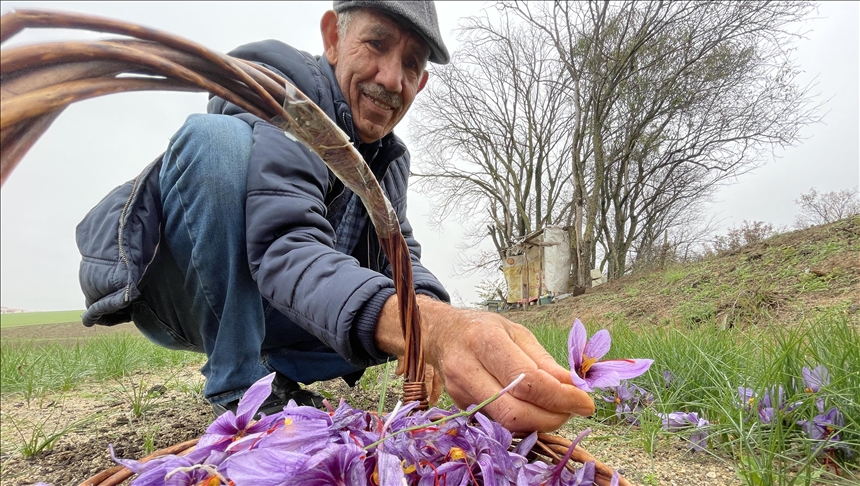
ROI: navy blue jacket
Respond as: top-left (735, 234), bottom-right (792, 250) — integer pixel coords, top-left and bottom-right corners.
top-left (76, 40), bottom-right (449, 368)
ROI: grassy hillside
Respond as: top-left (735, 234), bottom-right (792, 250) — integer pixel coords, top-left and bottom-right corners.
top-left (508, 216), bottom-right (859, 330)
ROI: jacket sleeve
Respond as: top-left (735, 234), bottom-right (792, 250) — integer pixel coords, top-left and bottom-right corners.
top-left (244, 119), bottom-right (402, 368)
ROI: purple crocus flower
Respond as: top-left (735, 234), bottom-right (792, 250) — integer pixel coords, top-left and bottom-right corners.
top-left (198, 373), bottom-right (282, 449)
top-left (737, 387), bottom-right (757, 412)
top-left (568, 319), bottom-right (653, 392)
top-left (659, 411), bottom-right (710, 451)
top-left (222, 448), bottom-right (310, 485)
top-left (602, 382), bottom-right (653, 425)
top-left (111, 443), bottom-right (230, 486)
top-left (290, 442), bottom-right (368, 485)
top-left (802, 365), bottom-right (830, 394)
top-left (662, 370), bottom-right (675, 389)
top-left (797, 400), bottom-right (847, 454)
top-left (757, 385), bottom-right (802, 424)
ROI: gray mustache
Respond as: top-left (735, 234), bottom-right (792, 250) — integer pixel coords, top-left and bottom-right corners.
top-left (359, 83), bottom-right (402, 109)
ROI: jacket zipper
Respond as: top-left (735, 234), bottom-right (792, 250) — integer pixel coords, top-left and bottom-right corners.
top-left (118, 174), bottom-right (143, 302)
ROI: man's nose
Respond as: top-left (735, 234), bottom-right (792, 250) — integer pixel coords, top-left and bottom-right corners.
top-left (375, 53), bottom-right (403, 94)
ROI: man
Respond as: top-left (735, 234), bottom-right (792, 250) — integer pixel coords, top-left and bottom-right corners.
top-left (76, 1), bottom-right (594, 433)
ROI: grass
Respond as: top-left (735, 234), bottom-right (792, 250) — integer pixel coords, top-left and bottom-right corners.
top-left (525, 311), bottom-right (860, 485)
top-left (0, 310), bottom-right (85, 328)
top-left (1, 334), bottom-right (202, 396)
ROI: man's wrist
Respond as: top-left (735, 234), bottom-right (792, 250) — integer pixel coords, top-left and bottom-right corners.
top-left (374, 293), bottom-right (459, 362)
top-left (355, 288), bottom-right (397, 361)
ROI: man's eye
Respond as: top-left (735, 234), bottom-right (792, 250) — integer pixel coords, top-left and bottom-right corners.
top-left (368, 40), bottom-right (382, 49)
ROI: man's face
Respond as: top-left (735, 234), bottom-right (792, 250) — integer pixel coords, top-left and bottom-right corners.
top-left (323, 9), bottom-right (430, 143)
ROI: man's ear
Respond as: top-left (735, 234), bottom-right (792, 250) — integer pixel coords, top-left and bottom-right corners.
top-left (321, 10), bottom-right (340, 64)
top-left (417, 70), bottom-right (429, 93)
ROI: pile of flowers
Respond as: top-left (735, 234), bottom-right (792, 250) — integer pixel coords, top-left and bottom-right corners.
top-left (100, 318), bottom-right (654, 485)
top-left (109, 373), bottom-right (619, 486)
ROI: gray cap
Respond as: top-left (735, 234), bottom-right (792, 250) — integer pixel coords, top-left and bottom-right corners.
top-left (333, 1), bottom-right (450, 65)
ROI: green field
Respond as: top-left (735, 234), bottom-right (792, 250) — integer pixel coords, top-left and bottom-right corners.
top-left (0, 310), bottom-right (86, 328)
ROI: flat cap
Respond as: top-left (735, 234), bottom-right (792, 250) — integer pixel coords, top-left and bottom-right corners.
top-left (333, 1), bottom-right (450, 64)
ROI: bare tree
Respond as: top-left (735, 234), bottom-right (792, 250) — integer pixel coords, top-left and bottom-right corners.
top-left (508, 0), bottom-right (821, 283)
top-left (411, 0), bottom-right (820, 291)
top-left (410, 12), bottom-right (575, 274)
top-left (794, 187), bottom-right (860, 229)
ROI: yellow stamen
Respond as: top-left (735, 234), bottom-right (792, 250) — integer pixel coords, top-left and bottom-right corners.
top-left (401, 460), bottom-right (416, 474)
top-left (581, 354), bottom-right (599, 376)
top-left (449, 447), bottom-right (467, 461)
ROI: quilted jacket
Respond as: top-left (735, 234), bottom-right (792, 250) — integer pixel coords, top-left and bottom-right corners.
top-left (76, 40), bottom-right (448, 368)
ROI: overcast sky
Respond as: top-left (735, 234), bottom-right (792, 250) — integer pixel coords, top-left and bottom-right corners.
top-left (1, 1), bottom-right (858, 312)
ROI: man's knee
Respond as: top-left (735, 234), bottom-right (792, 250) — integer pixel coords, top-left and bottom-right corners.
top-left (161, 114), bottom-right (253, 195)
top-left (166, 114), bottom-right (253, 175)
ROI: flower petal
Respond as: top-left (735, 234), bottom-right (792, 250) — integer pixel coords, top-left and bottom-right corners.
top-left (375, 450), bottom-right (406, 486)
top-left (570, 370), bottom-right (592, 391)
top-left (235, 373), bottom-right (276, 430)
top-left (583, 329), bottom-right (611, 361)
top-left (223, 448), bottom-right (309, 485)
top-left (583, 367), bottom-right (621, 390)
top-left (591, 359), bottom-right (653, 383)
top-left (568, 319), bottom-right (587, 369)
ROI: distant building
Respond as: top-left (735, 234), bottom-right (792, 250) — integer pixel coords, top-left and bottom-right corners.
top-left (502, 226), bottom-right (571, 305)
top-left (0, 306), bottom-right (26, 314)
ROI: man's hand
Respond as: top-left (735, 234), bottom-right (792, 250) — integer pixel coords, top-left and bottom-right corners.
top-left (376, 295), bottom-right (595, 432)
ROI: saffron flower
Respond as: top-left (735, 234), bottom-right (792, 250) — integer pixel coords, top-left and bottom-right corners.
top-left (802, 365), bottom-right (830, 393)
top-left (659, 411), bottom-right (710, 451)
top-left (568, 318), bottom-right (653, 392)
top-left (197, 373), bottom-right (282, 450)
top-left (737, 387), bottom-right (757, 411)
top-left (601, 382), bottom-right (654, 425)
top-left (662, 370), bottom-right (676, 389)
top-left (797, 400), bottom-right (848, 454)
top-left (758, 385), bottom-right (801, 425)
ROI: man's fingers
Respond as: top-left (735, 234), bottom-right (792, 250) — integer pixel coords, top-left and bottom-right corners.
top-left (508, 325), bottom-right (579, 385)
top-left (472, 326), bottom-right (590, 415)
top-left (425, 364), bottom-right (443, 405)
top-left (509, 371), bottom-right (595, 417)
top-left (443, 363), bottom-right (573, 432)
top-left (484, 390), bottom-right (575, 432)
